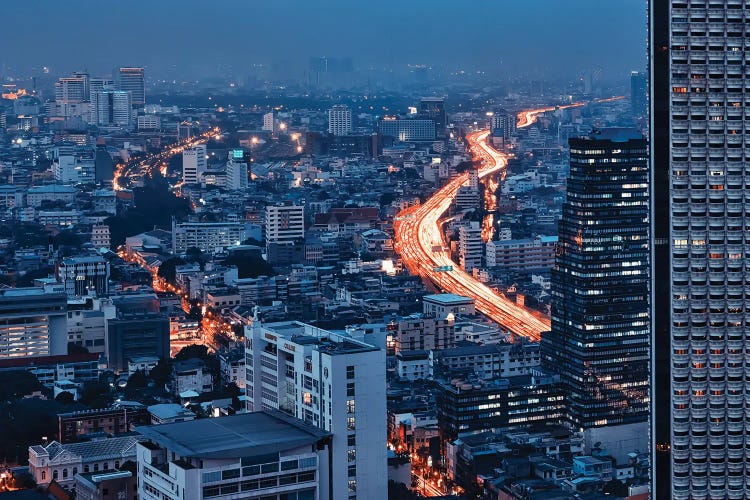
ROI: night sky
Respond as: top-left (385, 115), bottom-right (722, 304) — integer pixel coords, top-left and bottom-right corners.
top-left (1, 0), bottom-right (646, 81)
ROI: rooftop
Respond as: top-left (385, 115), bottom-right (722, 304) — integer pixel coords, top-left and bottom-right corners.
top-left (135, 411), bottom-right (331, 460)
top-left (423, 293), bottom-right (474, 305)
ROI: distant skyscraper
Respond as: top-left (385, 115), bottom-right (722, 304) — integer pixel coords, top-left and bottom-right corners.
top-left (117, 67), bottom-right (145, 107)
top-left (88, 77), bottom-right (114, 124)
top-left (182, 144), bottom-right (206, 184)
top-left (328, 104), bottom-right (352, 136)
top-left (541, 129), bottom-right (650, 463)
top-left (55, 72), bottom-right (89, 103)
top-left (225, 153), bottom-right (248, 191)
top-left (419, 97), bottom-right (446, 138)
top-left (262, 111), bottom-right (276, 133)
top-left (630, 71), bottom-right (648, 118)
top-left (95, 90), bottom-right (132, 128)
top-left (654, 3), bottom-right (750, 498)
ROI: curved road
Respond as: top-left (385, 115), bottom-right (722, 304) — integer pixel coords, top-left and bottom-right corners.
top-left (394, 129), bottom-right (550, 340)
top-left (394, 98), bottom-right (625, 340)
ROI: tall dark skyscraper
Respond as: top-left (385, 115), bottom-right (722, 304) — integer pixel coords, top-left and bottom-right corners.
top-left (654, 2), bottom-right (749, 499)
top-left (419, 97), bottom-right (446, 138)
top-left (117, 67), bottom-right (145, 107)
top-left (630, 70), bottom-right (648, 118)
top-left (541, 128), bottom-right (650, 463)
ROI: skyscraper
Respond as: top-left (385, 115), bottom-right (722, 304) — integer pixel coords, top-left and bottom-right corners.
top-left (630, 71), bottom-right (648, 118)
top-left (328, 104), bottom-right (352, 136)
top-left (117, 67), bottom-right (145, 107)
top-left (95, 90), bottom-right (132, 128)
top-left (656, 3), bottom-right (749, 498)
top-left (541, 129), bottom-right (650, 463)
top-left (419, 97), bottom-right (446, 138)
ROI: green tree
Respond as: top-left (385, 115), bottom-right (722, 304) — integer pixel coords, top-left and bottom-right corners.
top-left (158, 256), bottom-right (186, 283)
top-left (127, 370), bottom-right (149, 389)
top-left (150, 358), bottom-right (172, 387)
top-left (55, 391), bottom-right (75, 404)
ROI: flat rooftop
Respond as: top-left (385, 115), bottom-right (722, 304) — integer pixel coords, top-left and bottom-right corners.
top-left (135, 411), bottom-right (331, 459)
top-left (261, 321), bottom-right (378, 355)
top-left (423, 293), bottom-right (474, 305)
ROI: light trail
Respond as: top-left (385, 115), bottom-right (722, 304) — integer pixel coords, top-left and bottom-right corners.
top-left (516, 96), bottom-right (625, 128)
top-left (394, 130), bottom-right (550, 340)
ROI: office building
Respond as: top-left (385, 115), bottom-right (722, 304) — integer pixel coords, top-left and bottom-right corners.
top-left (58, 404), bottom-right (150, 443)
top-left (0, 288), bottom-right (67, 358)
top-left (53, 152), bottom-right (96, 184)
top-left (419, 97), bottom-right (446, 138)
top-left (262, 111), bottom-right (276, 133)
top-left (58, 256), bottom-right (110, 298)
top-left (106, 312), bottom-right (170, 373)
top-left (378, 117), bottom-right (436, 142)
top-left (630, 70), bottom-right (648, 118)
top-left (485, 235), bottom-right (557, 270)
top-left (422, 293), bottom-right (475, 319)
top-left (91, 224), bottom-right (110, 249)
top-left (96, 90), bottom-right (132, 128)
top-left (0, 352), bottom-right (99, 388)
top-left (75, 470), bottom-right (136, 500)
top-left (436, 371), bottom-right (564, 444)
top-left (490, 109), bottom-right (517, 143)
top-left (171, 220), bottom-right (246, 254)
top-left (328, 104), bottom-right (353, 136)
top-left (392, 314), bottom-right (456, 353)
top-left (55, 73), bottom-right (89, 104)
top-left (244, 320), bottom-right (387, 498)
top-left (265, 204), bottom-right (305, 244)
top-left (182, 144), bottom-right (207, 185)
top-left (88, 77), bottom-right (114, 123)
top-left (654, 3), bottom-right (750, 497)
top-left (136, 412), bottom-right (333, 500)
top-left (458, 221), bottom-right (483, 272)
top-left (225, 155), bottom-right (248, 191)
top-left (117, 67), bottom-right (145, 107)
top-left (541, 129), bottom-right (649, 463)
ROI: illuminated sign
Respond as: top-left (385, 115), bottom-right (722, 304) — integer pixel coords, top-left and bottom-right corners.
top-left (232, 150), bottom-right (244, 159)
top-left (284, 343), bottom-right (296, 352)
top-left (264, 333), bottom-right (277, 342)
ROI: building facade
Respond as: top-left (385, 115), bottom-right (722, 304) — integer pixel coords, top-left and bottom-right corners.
top-left (182, 144), bottom-right (207, 185)
top-left (541, 130), bottom-right (650, 462)
top-left (658, 3), bottom-right (749, 498)
top-left (117, 67), bottom-right (145, 107)
top-left (244, 320), bottom-right (387, 499)
top-left (265, 204), bottom-right (305, 244)
top-left (58, 256), bottom-right (110, 298)
top-left (0, 288), bottom-right (68, 358)
top-left (328, 104), bottom-right (353, 136)
top-left (172, 220), bottom-right (246, 254)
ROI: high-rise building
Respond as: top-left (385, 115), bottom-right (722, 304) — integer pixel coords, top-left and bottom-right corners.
top-left (262, 111), bottom-right (276, 133)
top-left (265, 204), bottom-right (305, 244)
top-left (117, 67), bottom-right (145, 107)
top-left (55, 73), bottom-right (89, 104)
top-left (541, 129), bottom-right (650, 464)
top-left (244, 320), bottom-right (387, 499)
top-left (328, 104), bottom-right (352, 136)
top-left (419, 97), bottom-right (446, 138)
top-left (630, 71), bottom-right (648, 118)
top-left (0, 288), bottom-right (68, 358)
top-left (654, 3), bottom-right (749, 498)
top-left (490, 109), bottom-right (517, 142)
top-left (182, 144), bottom-right (207, 184)
top-left (378, 117), bottom-right (436, 142)
top-left (88, 77), bottom-right (114, 123)
top-left (225, 153), bottom-right (248, 191)
top-left (95, 90), bottom-right (132, 128)
top-left (458, 222), bottom-right (482, 272)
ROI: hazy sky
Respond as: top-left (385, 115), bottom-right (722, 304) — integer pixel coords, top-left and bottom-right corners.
top-left (1, 0), bottom-right (646, 81)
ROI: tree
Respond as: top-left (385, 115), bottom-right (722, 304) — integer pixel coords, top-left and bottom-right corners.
top-left (174, 344), bottom-right (210, 361)
top-left (158, 256), bottom-right (186, 283)
top-left (78, 380), bottom-right (112, 408)
top-left (127, 370), bottom-right (148, 389)
top-left (9, 471), bottom-right (36, 490)
top-left (222, 254), bottom-right (275, 279)
top-left (55, 391), bottom-right (75, 404)
top-left (150, 358), bottom-right (172, 387)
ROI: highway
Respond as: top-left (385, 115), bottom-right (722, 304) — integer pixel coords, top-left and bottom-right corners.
top-left (394, 129), bottom-right (550, 340)
top-left (113, 127), bottom-right (219, 190)
top-left (394, 97), bottom-right (625, 339)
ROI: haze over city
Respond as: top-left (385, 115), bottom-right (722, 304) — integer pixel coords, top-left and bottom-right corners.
top-left (2, 0), bottom-right (646, 82)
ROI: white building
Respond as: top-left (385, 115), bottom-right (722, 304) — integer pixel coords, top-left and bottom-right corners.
top-left (28, 436), bottom-right (141, 488)
top-left (265, 204), bottom-right (305, 244)
top-left (182, 144), bottom-right (207, 185)
top-left (0, 288), bottom-right (68, 358)
top-left (458, 222), bottom-right (483, 272)
top-left (136, 412), bottom-right (333, 500)
top-left (225, 157), bottom-right (248, 191)
top-left (172, 358), bottom-right (213, 397)
top-left (96, 90), bottom-right (132, 128)
top-left (262, 111), bottom-right (277, 133)
top-left (27, 185), bottom-right (77, 207)
top-left (137, 114), bottom-right (161, 131)
top-left (328, 105), bottom-right (352, 136)
top-left (91, 223), bottom-right (110, 249)
top-left (88, 77), bottom-right (114, 124)
top-left (422, 293), bottom-right (476, 319)
top-left (54, 154), bottom-right (96, 184)
top-left (172, 220), bottom-right (246, 254)
top-left (245, 320), bottom-right (387, 499)
top-left (431, 342), bottom-right (540, 380)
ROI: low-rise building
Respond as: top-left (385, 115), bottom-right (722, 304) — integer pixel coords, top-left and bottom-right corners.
top-left (172, 358), bottom-right (213, 397)
top-left (147, 404), bottom-right (196, 425)
top-left (75, 470), bottom-right (137, 500)
top-left (431, 341), bottom-right (540, 380)
top-left (28, 436), bottom-right (142, 488)
top-left (396, 350), bottom-right (431, 380)
top-left (422, 293), bottom-right (475, 319)
top-left (58, 404), bottom-right (150, 443)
